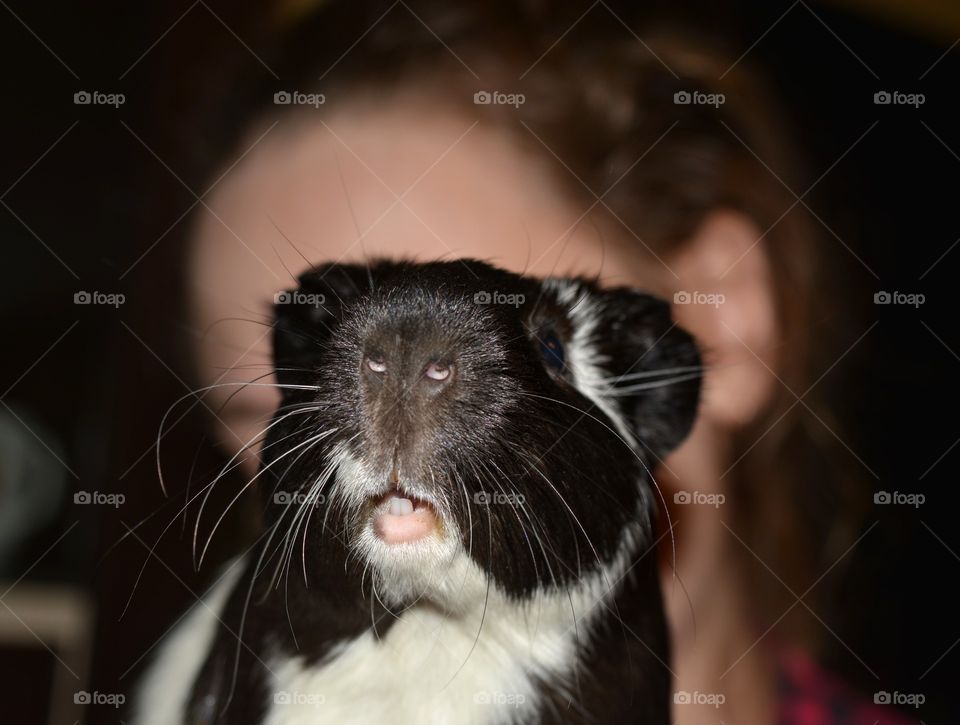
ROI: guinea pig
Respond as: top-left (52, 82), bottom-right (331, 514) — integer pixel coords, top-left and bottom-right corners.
top-left (133, 259), bottom-right (701, 725)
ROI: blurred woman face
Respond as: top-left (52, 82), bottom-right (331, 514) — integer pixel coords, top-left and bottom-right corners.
top-left (189, 92), bottom-right (779, 483)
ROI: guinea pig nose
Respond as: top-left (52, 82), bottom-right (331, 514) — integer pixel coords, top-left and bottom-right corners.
top-left (424, 362), bottom-right (452, 382)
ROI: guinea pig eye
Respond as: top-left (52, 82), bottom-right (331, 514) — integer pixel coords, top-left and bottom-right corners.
top-left (366, 357), bottom-right (387, 373)
top-left (540, 330), bottom-right (566, 372)
top-left (425, 362), bottom-right (451, 381)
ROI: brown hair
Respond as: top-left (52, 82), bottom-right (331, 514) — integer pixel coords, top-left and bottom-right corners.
top-left (156, 0), bottom-right (868, 648)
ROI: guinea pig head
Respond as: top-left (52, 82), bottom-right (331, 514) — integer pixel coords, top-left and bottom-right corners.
top-left (264, 260), bottom-right (700, 603)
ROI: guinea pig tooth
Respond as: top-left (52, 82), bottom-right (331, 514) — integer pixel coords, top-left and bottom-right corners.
top-left (389, 497), bottom-right (414, 516)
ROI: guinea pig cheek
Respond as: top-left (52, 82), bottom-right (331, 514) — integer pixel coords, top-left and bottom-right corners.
top-left (372, 490), bottom-right (442, 544)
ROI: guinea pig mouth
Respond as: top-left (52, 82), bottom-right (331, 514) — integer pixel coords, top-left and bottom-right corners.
top-left (367, 488), bottom-right (442, 545)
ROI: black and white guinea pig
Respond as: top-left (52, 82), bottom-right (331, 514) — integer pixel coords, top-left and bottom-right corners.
top-left (133, 259), bottom-right (701, 725)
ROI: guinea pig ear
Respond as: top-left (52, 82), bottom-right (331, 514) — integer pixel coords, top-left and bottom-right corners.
top-left (591, 289), bottom-right (702, 459)
top-left (272, 263), bottom-right (373, 392)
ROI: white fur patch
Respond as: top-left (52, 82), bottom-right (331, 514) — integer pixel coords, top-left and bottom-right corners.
top-left (131, 558), bottom-right (245, 725)
top-left (260, 521), bottom-right (644, 725)
top-left (542, 279), bottom-right (636, 446)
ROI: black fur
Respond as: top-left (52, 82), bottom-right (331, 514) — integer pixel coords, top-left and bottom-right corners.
top-left (179, 260), bottom-right (699, 724)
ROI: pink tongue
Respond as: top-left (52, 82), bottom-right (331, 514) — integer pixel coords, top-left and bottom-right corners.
top-left (374, 506), bottom-right (437, 544)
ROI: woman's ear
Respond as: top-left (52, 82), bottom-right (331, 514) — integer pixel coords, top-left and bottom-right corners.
top-left (667, 211), bottom-right (780, 428)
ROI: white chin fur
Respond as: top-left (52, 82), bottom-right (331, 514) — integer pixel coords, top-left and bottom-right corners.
top-left (333, 448), bottom-right (482, 612)
top-left (354, 517), bottom-right (485, 612)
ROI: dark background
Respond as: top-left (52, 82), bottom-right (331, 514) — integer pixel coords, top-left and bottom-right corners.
top-left (0, 1), bottom-right (957, 723)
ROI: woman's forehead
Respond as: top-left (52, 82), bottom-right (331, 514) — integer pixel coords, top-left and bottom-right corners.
top-left (197, 100), bottom-right (653, 286)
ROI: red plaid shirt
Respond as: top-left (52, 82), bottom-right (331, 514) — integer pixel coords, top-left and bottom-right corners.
top-left (778, 650), bottom-right (916, 725)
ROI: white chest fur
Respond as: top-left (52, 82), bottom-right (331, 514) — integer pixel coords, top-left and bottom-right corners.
top-left (261, 531), bottom-right (642, 725)
top-left (266, 588), bottom-right (573, 724)
top-left (134, 522), bottom-right (641, 725)
top-left (132, 560), bottom-right (246, 725)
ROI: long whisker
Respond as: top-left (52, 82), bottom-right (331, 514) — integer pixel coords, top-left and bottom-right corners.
top-left (192, 406), bottom-right (322, 566)
top-left (155, 380), bottom-right (323, 496)
top-left (516, 390), bottom-right (677, 584)
top-left (197, 427), bottom-right (337, 570)
top-left (514, 448), bottom-right (604, 579)
top-left (222, 513), bottom-right (290, 713)
top-left (597, 364), bottom-right (707, 382)
top-left (478, 455), bottom-right (555, 590)
top-left (601, 371), bottom-right (704, 396)
top-left (441, 489), bottom-right (493, 690)
top-left (118, 412), bottom-right (322, 618)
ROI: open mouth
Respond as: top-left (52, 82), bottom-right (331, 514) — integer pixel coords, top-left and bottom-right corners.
top-left (368, 488), bottom-right (441, 545)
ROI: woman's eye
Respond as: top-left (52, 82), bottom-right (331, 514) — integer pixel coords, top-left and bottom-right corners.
top-left (540, 331), bottom-right (566, 372)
